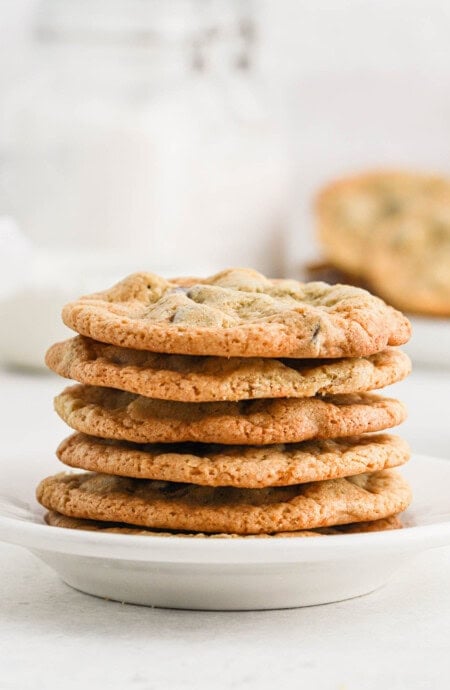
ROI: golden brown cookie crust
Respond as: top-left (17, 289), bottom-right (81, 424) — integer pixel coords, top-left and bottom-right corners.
top-left (36, 470), bottom-right (412, 534)
top-left (57, 432), bottom-right (410, 488)
top-left (44, 510), bottom-right (403, 537)
top-left (54, 385), bottom-right (407, 445)
top-left (46, 337), bottom-right (411, 402)
top-left (61, 269), bottom-right (411, 358)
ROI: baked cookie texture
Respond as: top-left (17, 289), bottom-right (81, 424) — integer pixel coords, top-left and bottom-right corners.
top-left (57, 433), bottom-right (410, 488)
top-left (37, 470), bottom-right (412, 534)
top-left (61, 268), bottom-right (411, 358)
top-left (46, 337), bottom-right (411, 401)
top-left (54, 385), bottom-right (407, 445)
top-left (45, 510), bottom-right (403, 537)
top-left (37, 266), bottom-right (412, 541)
top-left (316, 170), bottom-right (450, 315)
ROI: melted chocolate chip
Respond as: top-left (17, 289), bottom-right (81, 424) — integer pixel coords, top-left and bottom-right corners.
top-left (312, 322), bottom-right (321, 342)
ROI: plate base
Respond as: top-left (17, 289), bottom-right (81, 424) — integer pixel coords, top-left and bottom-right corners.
top-left (34, 550), bottom-right (409, 610)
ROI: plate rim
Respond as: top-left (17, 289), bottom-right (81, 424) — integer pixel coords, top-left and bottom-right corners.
top-left (1, 453), bottom-right (449, 564)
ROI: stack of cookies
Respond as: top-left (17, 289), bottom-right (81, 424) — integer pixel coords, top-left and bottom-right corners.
top-left (37, 268), bottom-right (413, 537)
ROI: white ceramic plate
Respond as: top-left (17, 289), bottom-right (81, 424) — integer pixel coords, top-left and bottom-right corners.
top-left (405, 316), bottom-right (450, 367)
top-left (0, 454), bottom-right (449, 610)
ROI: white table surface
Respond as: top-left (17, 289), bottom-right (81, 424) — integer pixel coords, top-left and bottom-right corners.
top-left (0, 365), bottom-right (449, 690)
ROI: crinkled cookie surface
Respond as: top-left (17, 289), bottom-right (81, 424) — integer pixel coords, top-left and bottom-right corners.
top-left (57, 432), bottom-right (410, 488)
top-left (54, 385), bottom-right (407, 445)
top-left (37, 470), bottom-right (412, 534)
top-left (45, 510), bottom-right (403, 537)
top-left (62, 268), bottom-right (411, 358)
top-left (46, 337), bottom-right (411, 401)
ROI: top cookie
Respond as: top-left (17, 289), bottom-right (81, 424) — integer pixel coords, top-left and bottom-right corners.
top-left (61, 268), bottom-right (411, 358)
top-left (316, 170), bottom-right (450, 315)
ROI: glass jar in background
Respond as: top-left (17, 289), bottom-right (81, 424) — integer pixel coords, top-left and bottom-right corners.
top-left (1, 0), bottom-right (290, 278)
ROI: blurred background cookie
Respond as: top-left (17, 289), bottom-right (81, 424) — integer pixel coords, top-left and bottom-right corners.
top-left (314, 170), bottom-right (450, 316)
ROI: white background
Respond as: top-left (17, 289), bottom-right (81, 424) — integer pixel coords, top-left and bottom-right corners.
top-left (1, 0), bottom-right (450, 269)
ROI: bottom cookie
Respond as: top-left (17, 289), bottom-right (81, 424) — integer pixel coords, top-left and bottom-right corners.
top-left (36, 470), bottom-right (411, 534)
top-left (45, 510), bottom-right (402, 537)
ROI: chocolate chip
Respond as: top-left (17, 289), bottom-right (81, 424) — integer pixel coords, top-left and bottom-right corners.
top-left (381, 199), bottom-right (402, 217)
